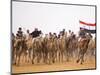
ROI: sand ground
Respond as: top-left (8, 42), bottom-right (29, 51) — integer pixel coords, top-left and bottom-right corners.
top-left (12, 55), bottom-right (96, 74)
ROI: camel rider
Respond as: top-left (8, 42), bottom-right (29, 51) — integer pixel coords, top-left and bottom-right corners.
top-left (86, 32), bottom-right (92, 39)
top-left (62, 29), bottom-right (65, 36)
top-left (30, 28), bottom-right (42, 38)
top-left (71, 32), bottom-right (76, 39)
top-left (49, 32), bottom-right (53, 39)
top-left (78, 28), bottom-right (86, 41)
top-left (25, 29), bottom-right (30, 41)
top-left (67, 30), bottom-right (72, 37)
top-left (16, 27), bottom-right (23, 40)
top-left (53, 33), bottom-right (57, 39)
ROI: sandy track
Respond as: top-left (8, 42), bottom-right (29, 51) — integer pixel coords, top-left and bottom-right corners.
top-left (12, 56), bottom-right (96, 74)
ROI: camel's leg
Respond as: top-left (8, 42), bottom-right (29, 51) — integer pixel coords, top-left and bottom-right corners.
top-left (43, 50), bottom-right (47, 64)
top-left (76, 49), bottom-right (82, 63)
top-left (17, 51), bottom-right (21, 66)
top-left (32, 50), bottom-right (35, 64)
top-left (66, 50), bottom-right (70, 62)
top-left (61, 51), bottom-right (63, 62)
top-left (27, 49), bottom-right (32, 63)
top-left (58, 51), bottom-right (61, 63)
top-left (80, 53), bottom-right (85, 64)
top-left (48, 51), bottom-right (51, 64)
top-left (37, 50), bottom-right (41, 63)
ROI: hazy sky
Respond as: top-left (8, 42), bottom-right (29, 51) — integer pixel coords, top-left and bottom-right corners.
top-left (12, 1), bottom-right (95, 35)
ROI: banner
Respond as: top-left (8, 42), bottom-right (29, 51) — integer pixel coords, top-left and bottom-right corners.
top-left (80, 27), bottom-right (96, 33)
top-left (79, 20), bottom-right (96, 26)
top-left (79, 20), bottom-right (96, 34)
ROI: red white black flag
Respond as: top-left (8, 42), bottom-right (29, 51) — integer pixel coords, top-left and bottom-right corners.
top-left (79, 20), bottom-right (96, 33)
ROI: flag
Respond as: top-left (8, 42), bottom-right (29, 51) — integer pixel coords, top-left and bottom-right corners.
top-left (79, 20), bottom-right (96, 34)
top-left (79, 20), bottom-right (96, 26)
top-left (80, 27), bottom-right (96, 33)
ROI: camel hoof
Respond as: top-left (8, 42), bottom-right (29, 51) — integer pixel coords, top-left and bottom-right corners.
top-left (32, 61), bottom-right (34, 64)
top-left (52, 60), bottom-right (55, 63)
top-left (80, 62), bottom-right (83, 65)
top-left (76, 59), bottom-right (79, 63)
